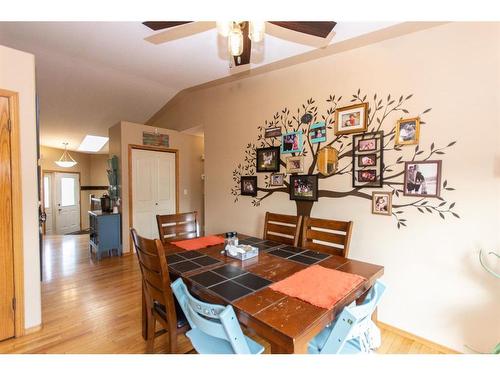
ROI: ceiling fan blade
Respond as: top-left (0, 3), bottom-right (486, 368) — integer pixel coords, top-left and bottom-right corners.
top-left (144, 21), bottom-right (216, 45)
top-left (233, 21), bottom-right (251, 67)
top-left (142, 21), bottom-right (193, 31)
top-left (268, 21), bottom-right (336, 38)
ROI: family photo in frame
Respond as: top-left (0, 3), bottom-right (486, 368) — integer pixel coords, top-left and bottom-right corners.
top-left (286, 156), bottom-right (304, 173)
top-left (334, 102), bottom-right (368, 135)
top-left (403, 160), bottom-right (442, 197)
top-left (270, 173), bottom-right (285, 187)
top-left (309, 121), bottom-right (326, 143)
top-left (395, 117), bottom-right (420, 145)
top-left (372, 192), bottom-right (392, 216)
top-left (281, 130), bottom-right (303, 154)
top-left (289, 174), bottom-right (318, 201)
top-left (240, 176), bottom-right (257, 197)
top-left (256, 146), bottom-right (280, 172)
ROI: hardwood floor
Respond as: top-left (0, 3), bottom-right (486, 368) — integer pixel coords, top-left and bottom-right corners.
top-left (0, 234), bottom-right (450, 354)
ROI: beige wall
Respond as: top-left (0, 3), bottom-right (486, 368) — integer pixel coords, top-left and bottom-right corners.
top-left (147, 23), bottom-right (500, 352)
top-left (40, 145), bottom-right (109, 229)
top-left (0, 45), bottom-right (40, 329)
top-left (108, 121), bottom-right (204, 253)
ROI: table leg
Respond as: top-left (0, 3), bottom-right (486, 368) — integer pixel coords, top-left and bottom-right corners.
top-left (270, 341), bottom-right (308, 354)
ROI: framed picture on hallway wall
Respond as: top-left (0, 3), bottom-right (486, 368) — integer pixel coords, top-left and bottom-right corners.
top-left (143, 131), bottom-right (169, 148)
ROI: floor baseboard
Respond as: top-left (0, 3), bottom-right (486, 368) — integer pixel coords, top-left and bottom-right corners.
top-left (377, 321), bottom-right (461, 354)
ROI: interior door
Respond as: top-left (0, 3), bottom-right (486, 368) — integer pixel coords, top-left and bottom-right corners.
top-left (0, 95), bottom-right (15, 341)
top-left (132, 149), bottom-right (176, 239)
top-left (54, 172), bottom-right (80, 234)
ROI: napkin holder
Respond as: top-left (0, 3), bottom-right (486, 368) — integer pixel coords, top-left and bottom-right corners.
top-left (225, 244), bottom-right (259, 261)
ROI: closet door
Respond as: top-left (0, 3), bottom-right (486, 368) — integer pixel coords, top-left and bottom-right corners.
top-left (132, 149), bottom-right (176, 239)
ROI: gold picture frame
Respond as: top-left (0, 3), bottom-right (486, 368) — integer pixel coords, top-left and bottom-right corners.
top-left (395, 117), bottom-right (420, 145)
top-left (317, 146), bottom-right (339, 176)
top-left (372, 191), bottom-right (392, 216)
top-left (334, 102), bottom-right (368, 135)
top-left (286, 156), bottom-right (304, 174)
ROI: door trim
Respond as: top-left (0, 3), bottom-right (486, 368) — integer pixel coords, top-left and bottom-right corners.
top-left (128, 144), bottom-right (179, 249)
top-left (0, 88), bottom-right (25, 337)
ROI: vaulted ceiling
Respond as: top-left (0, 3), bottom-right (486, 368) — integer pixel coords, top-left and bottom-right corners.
top-left (0, 22), bottom-right (398, 153)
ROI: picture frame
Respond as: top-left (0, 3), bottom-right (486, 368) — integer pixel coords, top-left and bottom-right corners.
top-left (352, 131), bottom-right (384, 188)
top-left (403, 160), bottom-right (442, 197)
top-left (357, 169), bottom-right (377, 183)
top-left (395, 117), bottom-right (420, 145)
top-left (240, 176), bottom-right (258, 197)
top-left (281, 130), bottom-right (303, 154)
top-left (289, 174), bottom-right (318, 201)
top-left (256, 146), bottom-right (280, 173)
top-left (334, 102), bottom-right (368, 135)
top-left (309, 121), bottom-right (327, 144)
top-left (357, 137), bottom-right (378, 152)
top-left (317, 146), bottom-right (339, 176)
top-left (143, 131), bottom-right (169, 148)
top-left (286, 156), bottom-right (304, 174)
top-left (358, 153), bottom-right (377, 167)
top-left (372, 192), bottom-right (392, 216)
top-left (264, 126), bottom-right (282, 138)
top-left (269, 173), bottom-right (285, 187)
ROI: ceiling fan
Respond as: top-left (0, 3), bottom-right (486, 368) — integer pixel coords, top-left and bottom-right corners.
top-left (142, 21), bottom-right (337, 67)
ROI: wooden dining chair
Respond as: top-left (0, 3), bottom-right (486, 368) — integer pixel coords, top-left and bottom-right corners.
top-left (156, 211), bottom-right (199, 243)
top-left (263, 212), bottom-right (302, 247)
top-left (301, 217), bottom-right (353, 257)
top-left (130, 228), bottom-right (189, 353)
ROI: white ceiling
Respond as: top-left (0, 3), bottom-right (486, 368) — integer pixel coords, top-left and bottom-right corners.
top-left (0, 21), bottom-right (398, 153)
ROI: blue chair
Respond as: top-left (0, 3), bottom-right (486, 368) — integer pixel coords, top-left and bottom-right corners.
top-left (308, 280), bottom-right (386, 354)
top-left (171, 278), bottom-right (264, 354)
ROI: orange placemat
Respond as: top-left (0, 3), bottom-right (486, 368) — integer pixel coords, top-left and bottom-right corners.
top-left (269, 265), bottom-right (366, 309)
top-left (171, 235), bottom-right (225, 251)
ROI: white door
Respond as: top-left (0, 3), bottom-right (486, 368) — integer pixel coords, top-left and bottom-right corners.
top-left (132, 149), bottom-right (176, 239)
top-left (54, 172), bottom-right (80, 234)
top-left (43, 173), bottom-right (54, 235)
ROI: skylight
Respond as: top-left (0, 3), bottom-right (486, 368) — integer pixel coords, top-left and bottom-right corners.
top-left (77, 135), bottom-right (109, 152)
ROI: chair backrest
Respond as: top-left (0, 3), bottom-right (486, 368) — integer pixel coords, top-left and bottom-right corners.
top-left (263, 212), bottom-right (302, 246)
top-left (301, 216), bottom-right (353, 257)
top-left (156, 211), bottom-right (199, 243)
top-left (319, 280), bottom-right (386, 354)
top-left (171, 278), bottom-right (252, 354)
top-left (130, 228), bottom-right (177, 325)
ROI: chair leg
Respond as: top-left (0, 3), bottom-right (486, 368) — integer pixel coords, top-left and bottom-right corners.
top-left (167, 320), bottom-right (177, 354)
top-left (146, 314), bottom-right (156, 353)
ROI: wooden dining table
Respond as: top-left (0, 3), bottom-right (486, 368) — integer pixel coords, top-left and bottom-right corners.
top-left (141, 234), bottom-right (384, 354)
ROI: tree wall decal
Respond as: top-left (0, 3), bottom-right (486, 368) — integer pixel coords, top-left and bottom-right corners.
top-left (230, 90), bottom-right (460, 228)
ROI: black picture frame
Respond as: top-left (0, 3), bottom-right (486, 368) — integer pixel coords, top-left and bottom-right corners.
top-left (289, 174), bottom-right (318, 201)
top-left (240, 176), bottom-right (257, 197)
top-left (256, 146), bottom-right (280, 173)
top-left (352, 131), bottom-right (384, 188)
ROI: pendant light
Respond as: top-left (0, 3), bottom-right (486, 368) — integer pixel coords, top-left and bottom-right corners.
top-left (228, 24), bottom-right (244, 57)
top-left (55, 142), bottom-right (77, 168)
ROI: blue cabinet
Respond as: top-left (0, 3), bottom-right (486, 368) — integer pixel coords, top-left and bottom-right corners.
top-left (89, 211), bottom-right (122, 260)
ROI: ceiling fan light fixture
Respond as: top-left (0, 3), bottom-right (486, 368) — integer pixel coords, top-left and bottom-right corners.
top-left (228, 28), bottom-right (244, 56)
top-left (216, 21), bottom-right (232, 37)
top-left (249, 21), bottom-right (265, 43)
top-left (55, 142), bottom-right (77, 168)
